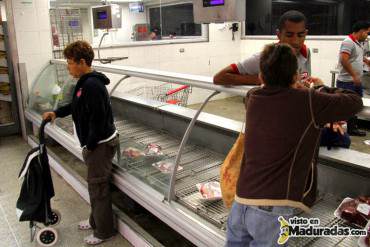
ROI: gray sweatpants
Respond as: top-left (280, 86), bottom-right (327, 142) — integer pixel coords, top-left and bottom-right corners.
top-left (83, 136), bottom-right (119, 239)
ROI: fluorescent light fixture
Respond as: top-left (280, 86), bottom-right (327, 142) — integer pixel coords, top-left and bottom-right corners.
top-left (106, 0), bottom-right (143, 2)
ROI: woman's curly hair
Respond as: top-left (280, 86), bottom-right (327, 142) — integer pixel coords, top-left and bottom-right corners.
top-left (63, 40), bottom-right (94, 66)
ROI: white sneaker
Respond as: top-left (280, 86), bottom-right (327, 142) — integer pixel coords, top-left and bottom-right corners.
top-left (78, 219), bottom-right (92, 230)
top-left (84, 234), bottom-right (113, 245)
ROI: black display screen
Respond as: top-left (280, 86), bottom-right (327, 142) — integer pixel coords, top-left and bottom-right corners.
top-left (203, 0), bottom-right (225, 7)
top-left (97, 11), bottom-right (108, 20)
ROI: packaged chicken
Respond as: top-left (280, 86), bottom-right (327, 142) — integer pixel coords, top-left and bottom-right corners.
top-left (152, 160), bottom-right (183, 174)
top-left (358, 221), bottom-right (370, 247)
top-left (122, 147), bottom-right (145, 158)
top-left (334, 197), bottom-right (370, 228)
top-left (196, 181), bottom-right (222, 201)
top-left (145, 144), bottom-right (163, 156)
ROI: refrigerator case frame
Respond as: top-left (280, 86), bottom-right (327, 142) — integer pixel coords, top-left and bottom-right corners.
top-left (25, 60), bottom-right (370, 247)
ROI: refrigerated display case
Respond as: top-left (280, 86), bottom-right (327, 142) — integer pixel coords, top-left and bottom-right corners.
top-left (25, 60), bottom-right (370, 247)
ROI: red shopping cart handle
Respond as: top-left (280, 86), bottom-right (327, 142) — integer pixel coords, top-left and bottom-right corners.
top-left (166, 99), bottom-right (180, 104)
top-left (166, 85), bottom-right (189, 96)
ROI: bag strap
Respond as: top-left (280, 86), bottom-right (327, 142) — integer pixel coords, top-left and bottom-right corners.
top-left (116, 133), bottom-right (121, 165)
top-left (39, 119), bottom-right (51, 151)
top-left (308, 88), bottom-right (320, 129)
top-left (241, 91), bottom-right (252, 134)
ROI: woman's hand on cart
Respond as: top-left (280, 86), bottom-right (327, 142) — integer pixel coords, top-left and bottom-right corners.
top-left (42, 111), bottom-right (56, 122)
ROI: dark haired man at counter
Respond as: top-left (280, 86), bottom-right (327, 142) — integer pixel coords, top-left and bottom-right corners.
top-left (336, 21), bottom-right (370, 136)
top-left (226, 43), bottom-right (362, 247)
top-left (43, 41), bottom-right (118, 245)
top-left (214, 10), bottom-right (321, 87)
top-left (214, 10), bottom-right (352, 149)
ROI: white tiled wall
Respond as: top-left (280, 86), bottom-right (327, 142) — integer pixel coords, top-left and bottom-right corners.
top-left (91, 3), bottom-right (147, 45)
top-left (97, 22), bottom-right (244, 104)
top-left (101, 33), bottom-right (345, 104)
top-left (9, 0), bottom-right (52, 88)
top-left (8, 0), bottom-right (346, 105)
top-left (0, 2), bottom-right (6, 21)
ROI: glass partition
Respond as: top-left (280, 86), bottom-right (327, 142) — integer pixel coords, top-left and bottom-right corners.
top-left (244, 0), bottom-right (370, 36)
top-left (49, 0), bottom-right (208, 47)
top-left (29, 64), bottom-right (77, 114)
top-left (27, 61), bottom-right (370, 241)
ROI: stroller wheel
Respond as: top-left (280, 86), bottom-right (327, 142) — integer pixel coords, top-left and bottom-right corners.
top-left (36, 227), bottom-right (58, 246)
top-left (49, 209), bottom-right (61, 226)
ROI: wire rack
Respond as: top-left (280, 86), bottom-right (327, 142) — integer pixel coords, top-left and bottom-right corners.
top-left (125, 83), bottom-right (192, 107)
top-left (50, 8), bottom-right (83, 59)
top-left (289, 194), bottom-right (359, 246)
top-left (56, 117), bottom-right (363, 246)
top-left (49, 8), bottom-right (82, 105)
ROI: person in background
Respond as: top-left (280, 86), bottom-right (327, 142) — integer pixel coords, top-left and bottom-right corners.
top-left (226, 43), bottom-right (363, 247)
top-left (361, 23), bottom-right (370, 94)
top-left (149, 27), bottom-right (161, 40)
top-left (214, 10), bottom-right (322, 87)
top-left (42, 41), bottom-right (118, 245)
top-left (214, 10), bottom-right (349, 149)
top-left (336, 20), bottom-right (370, 136)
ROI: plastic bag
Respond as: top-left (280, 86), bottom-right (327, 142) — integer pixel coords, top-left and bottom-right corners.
top-left (145, 144), bottom-right (163, 156)
top-left (196, 181), bottom-right (222, 201)
top-left (122, 147), bottom-right (145, 158)
top-left (152, 160), bottom-right (183, 174)
top-left (220, 132), bottom-right (244, 208)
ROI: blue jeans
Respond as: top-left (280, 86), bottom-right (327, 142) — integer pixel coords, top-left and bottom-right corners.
top-left (336, 80), bottom-right (363, 97)
top-left (226, 202), bottom-right (296, 247)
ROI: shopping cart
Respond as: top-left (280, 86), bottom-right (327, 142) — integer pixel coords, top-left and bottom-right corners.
top-left (126, 83), bottom-right (192, 107)
top-left (16, 119), bottom-right (61, 246)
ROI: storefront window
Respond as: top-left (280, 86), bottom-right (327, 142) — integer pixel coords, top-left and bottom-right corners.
top-left (245, 0), bottom-right (370, 36)
top-left (49, 0), bottom-right (207, 47)
top-left (149, 3), bottom-right (202, 38)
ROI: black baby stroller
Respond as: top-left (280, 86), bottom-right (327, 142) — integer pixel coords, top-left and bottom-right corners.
top-left (16, 119), bottom-right (61, 246)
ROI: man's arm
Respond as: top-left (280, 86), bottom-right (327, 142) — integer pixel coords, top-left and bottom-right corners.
top-left (213, 65), bottom-right (261, 86)
top-left (340, 52), bottom-right (361, 84)
top-left (364, 57), bottom-right (370, 67)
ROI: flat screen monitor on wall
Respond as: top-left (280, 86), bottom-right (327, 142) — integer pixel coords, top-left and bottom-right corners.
top-left (129, 2), bottom-right (144, 13)
top-left (203, 0), bottom-right (225, 7)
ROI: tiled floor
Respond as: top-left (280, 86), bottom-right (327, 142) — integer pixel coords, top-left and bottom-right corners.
top-left (0, 135), bottom-right (132, 247)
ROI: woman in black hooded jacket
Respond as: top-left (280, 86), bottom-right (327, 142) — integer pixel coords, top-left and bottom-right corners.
top-left (43, 40), bottom-right (118, 245)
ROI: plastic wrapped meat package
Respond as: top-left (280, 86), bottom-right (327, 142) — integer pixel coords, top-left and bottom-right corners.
top-left (196, 181), bottom-right (222, 201)
top-left (122, 143), bottom-right (163, 159)
top-left (152, 160), bottom-right (183, 174)
top-left (334, 196), bottom-right (370, 228)
top-left (121, 140), bottom-right (146, 159)
top-left (122, 147), bottom-right (145, 158)
top-left (145, 144), bottom-right (163, 156)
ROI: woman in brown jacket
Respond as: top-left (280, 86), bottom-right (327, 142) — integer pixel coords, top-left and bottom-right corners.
top-left (226, 43), bottom-right (363, 247)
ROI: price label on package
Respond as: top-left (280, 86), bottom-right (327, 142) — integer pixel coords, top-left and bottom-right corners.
top-left (356, 203), bottom-right (370, 216)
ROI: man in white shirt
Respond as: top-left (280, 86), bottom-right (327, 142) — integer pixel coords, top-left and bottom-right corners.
top-left (214, 10), bottom-right (321, 86)
top-left (362, 26), bottom-right (370, 94)
top-left (337, 21), bottom-right (370, 136)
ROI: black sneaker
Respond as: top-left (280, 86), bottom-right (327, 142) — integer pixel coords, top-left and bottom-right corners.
top-left (348, 129), bottom-right (366, 137)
